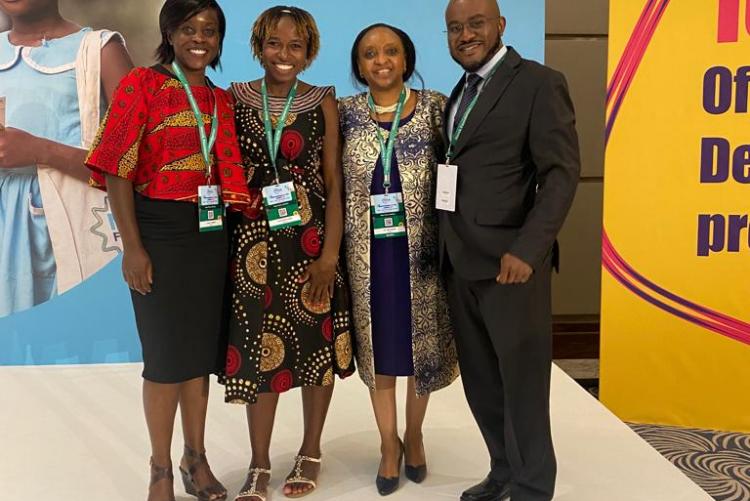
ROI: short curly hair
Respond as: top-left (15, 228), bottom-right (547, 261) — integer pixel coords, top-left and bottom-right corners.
top-left (250, 5), bottom-right (320, 69)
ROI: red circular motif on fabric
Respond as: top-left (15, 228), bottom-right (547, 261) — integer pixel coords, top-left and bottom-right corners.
top-left (301, 227), bottom-right (321, 257)
top-left (321, 316), bottom-right (333, 342)
top-left (225, 345), bottom-right (241, 377)
top-left (271, 369), bottom-right (293, 393)
top-left (264, 286), bottom-right (273, 309)
top-left (280, 129), bottom-right (304, 161)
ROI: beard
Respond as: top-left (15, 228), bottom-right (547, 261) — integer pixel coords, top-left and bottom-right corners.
top-left (453, 36), bottom-right (503, 72)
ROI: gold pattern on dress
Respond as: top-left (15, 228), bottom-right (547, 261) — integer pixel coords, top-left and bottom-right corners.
top-left (245, 241), bottom-right (268, 285)
top-left (161, 152), bottom-right (209, 172)
top-left (322, 367), bottom-right (334, 386)
top-left (296, 186), bottom-right (313, 225)
top-left (152, 110), bottom-right (211, 133)
top-left (300, 281), bottom-right (330, 315)
top-left (260, 333), bottom-right (285, 372)
top-left (335, 331), bottom-right (353, 370)
top-left (161, 78), bottom-right (183, 90)
top-left (117, 125), bottom-right (144, 178)
top-left (257, 110), bottom-right (298, 128)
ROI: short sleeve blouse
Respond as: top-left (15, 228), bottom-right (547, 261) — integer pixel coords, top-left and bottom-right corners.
top-left (85, 66), bottom-right (249, 206)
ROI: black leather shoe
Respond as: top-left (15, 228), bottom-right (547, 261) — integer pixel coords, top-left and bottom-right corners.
top-left (404, 463), bottom-right (427, 483)
top-left (460, 476), bottom-right (511, 501)
top-left (376, 440), bottom-right (404, 496)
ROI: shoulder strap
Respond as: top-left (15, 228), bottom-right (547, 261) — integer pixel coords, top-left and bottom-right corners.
top-left (75, 29), bottom-right (125, 149)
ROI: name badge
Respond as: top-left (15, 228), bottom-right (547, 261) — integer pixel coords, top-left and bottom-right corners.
top-left (198, 184), bottom-right (224, 232)
top-left (370, 192), bottom-right (403, 215)
top-left (371, 192), bottom-right (406, 239)
top-left (198, 184), bottom-right (221, 207)
top-left (436, 163), bottom-right (458, 212)
top-left (262, 181), bottom-right (302, 230)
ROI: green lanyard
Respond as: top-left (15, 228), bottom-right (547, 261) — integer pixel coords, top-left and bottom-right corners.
top-left (446, 54), bottom-right (506, 163)
top-left (368, 87), bottom-right (407, 193)
top-left (171, 62), bottom-right (219, 180)
top-left (262, 78), bottom-right (298, 184)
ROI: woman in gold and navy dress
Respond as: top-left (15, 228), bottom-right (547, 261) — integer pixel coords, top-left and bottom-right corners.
top-left (86, 1), bottom-right (249, 500)
top-left (339, 23), bottom-right (459, 496)
top-left (220, 6), bottom-right (354, 500)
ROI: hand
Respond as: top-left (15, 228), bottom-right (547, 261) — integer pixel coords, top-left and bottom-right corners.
top-left (299, 254), bottom-right (337, 305)
top-left (123, 246), bottom-right (153, 295)
top-left (496, 253), bottom-right (533, 284)
top-left (0, 127), bottom-right (42, 168)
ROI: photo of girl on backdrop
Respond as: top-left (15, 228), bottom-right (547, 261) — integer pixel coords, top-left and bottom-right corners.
top-left (0, 0), bottom-right (132, 317)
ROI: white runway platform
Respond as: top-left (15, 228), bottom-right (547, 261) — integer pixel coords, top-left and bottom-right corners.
top-left (1, 364), bottom-right (712, 501)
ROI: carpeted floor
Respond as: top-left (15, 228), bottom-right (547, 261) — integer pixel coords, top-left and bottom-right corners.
top-left (629, 424), bottom-right (750, 501)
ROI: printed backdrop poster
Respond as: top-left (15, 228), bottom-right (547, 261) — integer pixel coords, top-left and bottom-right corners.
top-left (601, 0), bottom-right (750, 432)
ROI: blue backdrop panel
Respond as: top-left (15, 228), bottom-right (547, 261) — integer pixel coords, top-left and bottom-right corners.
top-left (0, 0), bottom-right (544, 366)
top-left (212, 0), bottom-right (544, 94)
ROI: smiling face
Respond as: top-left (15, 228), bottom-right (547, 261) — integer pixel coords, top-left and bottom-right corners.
top-left (0, 0), bottom-right (56, 19)
top-left (261, 15), bottom-right (307, 86)
top-left (356, 26), bottom-right (407, 92)
top-left (169, 8), bottom-right (220, 75)
top-left (446, 0), bottom-right (505, 72)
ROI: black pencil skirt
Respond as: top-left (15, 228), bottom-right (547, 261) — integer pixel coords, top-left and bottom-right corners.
top-left (130, 193), bottom-right (228, 383)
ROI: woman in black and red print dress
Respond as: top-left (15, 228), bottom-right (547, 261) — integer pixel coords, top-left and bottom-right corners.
top-left (220, 5), bottom-right (354, 501)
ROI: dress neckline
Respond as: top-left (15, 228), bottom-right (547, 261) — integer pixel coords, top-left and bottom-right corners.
top-left (5, 27), bottom-right (87, 48)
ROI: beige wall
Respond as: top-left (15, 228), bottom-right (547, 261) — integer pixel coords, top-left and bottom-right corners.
top-left (60, 0), bottom-right (162, 67)
top-left (547, 0), bottom-right (608, 316)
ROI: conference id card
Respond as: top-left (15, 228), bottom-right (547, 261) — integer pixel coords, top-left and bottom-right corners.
top-left (371, 192), bottom-right (403, 215)
top-left (197, 184), bottom-right (224, 232)
top-left (198, 184), bottom-right (221, 207)
top-left (371, 192), bottom-right (406, 239)
top-left (198, 204), bottom-right (224, 232)
top-left (262, 181), bottom-right (302, 230)
top-left (436, 163), bottom-right (458, 212)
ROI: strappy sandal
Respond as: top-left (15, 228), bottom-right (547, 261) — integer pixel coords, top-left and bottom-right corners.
top-left (149, 459), bottom-right (175, 501)
top-left (179, 446), bottom-right (228, 501)
top-left (283, 454), bottom-right (322, 498)
top-left (235, 467), bottom-right (272, 501)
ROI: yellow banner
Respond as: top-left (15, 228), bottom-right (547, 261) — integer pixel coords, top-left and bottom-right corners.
top-left (601, 0), bottom-right (750, 432)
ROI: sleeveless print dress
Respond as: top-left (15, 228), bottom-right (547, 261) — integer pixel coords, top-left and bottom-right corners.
top-left (222, 83), bottom-right (355, 404)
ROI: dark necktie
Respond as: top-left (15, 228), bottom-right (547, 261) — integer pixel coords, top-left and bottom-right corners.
top-left (453, 73), bottom-right (483, 133)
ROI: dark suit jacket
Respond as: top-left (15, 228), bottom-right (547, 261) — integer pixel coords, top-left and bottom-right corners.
top-left (440, 47), bottom-right (580, 281)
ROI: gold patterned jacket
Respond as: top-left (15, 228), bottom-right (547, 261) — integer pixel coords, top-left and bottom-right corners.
top-left (338, 90), bottom-right (459, 396)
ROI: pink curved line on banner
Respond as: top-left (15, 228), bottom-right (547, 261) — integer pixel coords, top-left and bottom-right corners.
top-left (602, 231), bottom-right (750, 346)
top-left (607, 0), bottom-right (657, 103)
top-left (606, 0), bottom-right (670, 143)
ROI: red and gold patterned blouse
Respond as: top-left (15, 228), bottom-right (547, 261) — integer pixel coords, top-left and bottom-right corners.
top-left (86, 66), bottom-right (249, 206)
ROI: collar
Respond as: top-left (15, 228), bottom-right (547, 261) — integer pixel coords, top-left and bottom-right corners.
top-left (466, 44), bottom-right (508, 82)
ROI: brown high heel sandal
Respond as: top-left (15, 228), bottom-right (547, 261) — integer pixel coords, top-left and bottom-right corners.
top-left (149, 459), bottom-right (175, 501)
top-left (179, 446), bottom-right (228, 501)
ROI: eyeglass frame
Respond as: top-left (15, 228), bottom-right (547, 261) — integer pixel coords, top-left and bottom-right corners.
top-left (444, 15), bottom-right (504, 38)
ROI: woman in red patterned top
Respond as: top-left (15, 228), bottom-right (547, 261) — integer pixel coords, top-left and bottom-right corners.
top-left (85, 1), bottom-right (248, 501)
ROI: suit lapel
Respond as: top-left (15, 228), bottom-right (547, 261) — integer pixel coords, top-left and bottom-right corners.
top-left (451, 48), bottom-right (522, 159)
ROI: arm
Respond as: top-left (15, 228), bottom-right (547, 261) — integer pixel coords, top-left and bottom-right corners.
top-left (106, 174), bottom-right (152, 295)
top-left (301, 92), bottom-right (344, 304)
top-left (499, 70), bottom-right (580, 284)
top-left (86, 67), bottom-right (151, 294)
top-left (0, 36), bottom-right (133, 178)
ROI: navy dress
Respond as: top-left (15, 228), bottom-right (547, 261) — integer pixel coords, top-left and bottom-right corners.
top-left (370, 113), bottom-right (415, 376)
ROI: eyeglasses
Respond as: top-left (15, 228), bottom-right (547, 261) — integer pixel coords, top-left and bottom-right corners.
top-left (444, 16), bottom-right (502, 38)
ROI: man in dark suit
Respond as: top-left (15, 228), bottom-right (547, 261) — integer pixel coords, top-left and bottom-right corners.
top-left (439, 1), bottom-right (580, 500)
